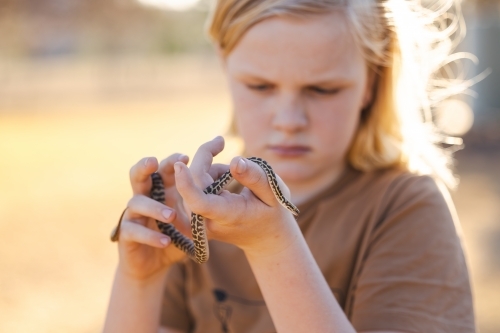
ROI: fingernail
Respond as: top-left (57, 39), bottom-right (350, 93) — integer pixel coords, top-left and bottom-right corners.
top-left (144, 157), bottom-right (149, 166)
top-left (162, 209), bottom-right (172, 219)
top-left (178, 154), bottom-right (187, 161)
top-left (160, 237), bottom-right (170, 246)
top-left (236, 158), bottom-right (247, 174)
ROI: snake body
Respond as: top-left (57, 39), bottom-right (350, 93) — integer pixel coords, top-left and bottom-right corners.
top-left (150, 157), bottom-right (299, 264)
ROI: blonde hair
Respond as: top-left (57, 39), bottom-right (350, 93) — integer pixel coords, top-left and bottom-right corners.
top-left (207, 0), bottom-right (470, 188)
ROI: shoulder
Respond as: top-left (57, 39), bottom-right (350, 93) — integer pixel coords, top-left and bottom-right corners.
top-left (314, 166), bottom-right (453, 234)
top-left (356, 168), bottom-right (465, 265)
top-left (348, 169), bottom-right (475, 333)
top-left (356, 166), bottom-right (442, 198)
top-left (378, 169), bottom-right (448, 216)
top-left (351, 167), bottom-right (449, 218)
top-left (347, 167), bottom-right (460, 242)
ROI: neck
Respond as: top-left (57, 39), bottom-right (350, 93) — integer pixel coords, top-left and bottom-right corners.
top-left (288, 163), bottom-right (346, 206)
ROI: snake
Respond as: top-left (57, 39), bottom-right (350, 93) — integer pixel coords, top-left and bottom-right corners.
top-left (150, 157), bottom-right (300, 264)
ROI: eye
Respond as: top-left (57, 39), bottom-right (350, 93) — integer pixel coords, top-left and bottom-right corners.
top-left (308, 86), bottom-right (340, 95)
top-left (247, 84), bottom-right (273, 92)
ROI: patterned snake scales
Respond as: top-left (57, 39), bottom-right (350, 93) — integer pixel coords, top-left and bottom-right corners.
top-left (150, 157), bottom-right (300, 264)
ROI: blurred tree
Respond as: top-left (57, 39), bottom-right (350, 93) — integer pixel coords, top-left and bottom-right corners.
top-left (0, 0), bottom-right (211, 57)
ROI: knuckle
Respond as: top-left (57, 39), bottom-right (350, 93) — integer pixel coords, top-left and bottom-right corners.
top-left (127, 194), bottom-right (147, 211)
top-left (206, 219), bottom-right (222, 235)
top-left (126, 195), bottom-right (138, 209)
top-left (191, 199), bottom-right (210, 216)
top-left (248, 169), bottom-right (264, 186)
top-left (202, 202), bottom-right (213, 215)
top-left (136, 225), bottom-right (149, 241)
top-left (160, 154), bottom-right (177, 167)
top-left (129, 164), bottom-right (137, 180)
top-left (129, 159), bottom-right (146, 180)
top-left (169, 153), bottom-right (182, 161)
top-left (120, 221), bottom-right (152, 244)
top-left (158, 158), bottom-right (168, 169)
top-left (126, 197), bottom-right (134, 210)
top-left (119, 221), bottom-right (132, 240)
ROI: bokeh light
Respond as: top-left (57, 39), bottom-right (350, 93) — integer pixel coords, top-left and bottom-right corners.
top-left (436, 99), bottom-right (474, 136)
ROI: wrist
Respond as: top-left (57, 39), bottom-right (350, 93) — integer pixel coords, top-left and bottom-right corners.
top-left (243, 216), bottom-right (303, 261)
top-left (104, 264), bottom-right (169, 333)
top-left (116, 263), bottom-right (170, 287)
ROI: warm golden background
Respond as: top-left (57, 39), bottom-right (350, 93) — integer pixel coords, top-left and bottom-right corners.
top-left (0, 1), bottom-right (499, 332)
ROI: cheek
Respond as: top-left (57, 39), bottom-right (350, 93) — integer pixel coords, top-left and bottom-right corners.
top-left (231, 84), bottom-right (270, 151)
top-left (310, 92), bottom-right (362, 155)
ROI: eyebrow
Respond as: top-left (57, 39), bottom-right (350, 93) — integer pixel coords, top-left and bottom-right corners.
top-left (233, 72), bottom-right (273, 82)
top-left (234, 72), bottom-right (353, 87)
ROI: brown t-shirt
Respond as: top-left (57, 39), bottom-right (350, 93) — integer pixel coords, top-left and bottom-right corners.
top-left (160, 166), bottom-right (475, 333)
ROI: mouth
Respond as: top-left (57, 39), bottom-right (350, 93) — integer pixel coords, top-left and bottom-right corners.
top-left (268, 145), bottom-right (311, 157)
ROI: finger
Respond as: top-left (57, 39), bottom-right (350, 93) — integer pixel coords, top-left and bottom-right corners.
top-left (157, 154), bottom-right (192, 226)
top-left (229, 156), bottom-right (280, 207)
top-left (119, 220), bottom-right (171, 248)
top-left (129, 157), bottom-right (159, 195)
top-left (158, 153), bottom-right (189, 188)
top-left (126, 194), bottom-right (176, 224)
top-left (208, 163), bottom-right (230, 181)
top-left (174, 162), bottom-right (224, 220)
top-left (190, 136), bottom-right (225, 187)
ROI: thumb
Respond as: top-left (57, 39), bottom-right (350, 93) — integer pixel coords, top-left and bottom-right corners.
top-left (230, 156), bottom-right (281, 207)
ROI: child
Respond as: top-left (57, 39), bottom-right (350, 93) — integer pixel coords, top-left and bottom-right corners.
top-left (104, 0), bottom-right (475, 332)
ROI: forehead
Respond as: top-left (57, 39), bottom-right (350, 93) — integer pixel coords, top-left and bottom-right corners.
top-left (226, 11), bottom-right (365, 82)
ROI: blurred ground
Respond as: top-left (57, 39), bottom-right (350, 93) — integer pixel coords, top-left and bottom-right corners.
top-left (0, 56), bottom-right (499, 333)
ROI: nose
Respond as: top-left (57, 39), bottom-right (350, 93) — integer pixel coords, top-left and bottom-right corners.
top-left (271, 93), bottom-right (308, 133)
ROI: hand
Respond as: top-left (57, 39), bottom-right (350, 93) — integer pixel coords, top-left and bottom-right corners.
top-left (115, 153), bottom-right (191, 281)
top-left (174, 137), bottom-right (300, 258)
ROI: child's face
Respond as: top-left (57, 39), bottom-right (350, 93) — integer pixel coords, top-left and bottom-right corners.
top-left (224, 12), bottom-right (373, 186)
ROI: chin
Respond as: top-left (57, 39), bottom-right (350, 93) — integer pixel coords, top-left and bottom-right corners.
top-left (271, 162), bottom-right (314, 183)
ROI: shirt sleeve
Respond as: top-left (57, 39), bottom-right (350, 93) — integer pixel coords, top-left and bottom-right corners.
top-left (160, 262), bottom-right (193, 332)
top-left (350, 175), bottom-right (475, 333)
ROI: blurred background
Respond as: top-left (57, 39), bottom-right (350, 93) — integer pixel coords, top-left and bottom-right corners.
top-left (0, 0), bottom-right (498, 332)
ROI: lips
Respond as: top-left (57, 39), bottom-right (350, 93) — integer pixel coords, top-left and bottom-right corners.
top-left (268, 145), bottom-right (311, 157)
